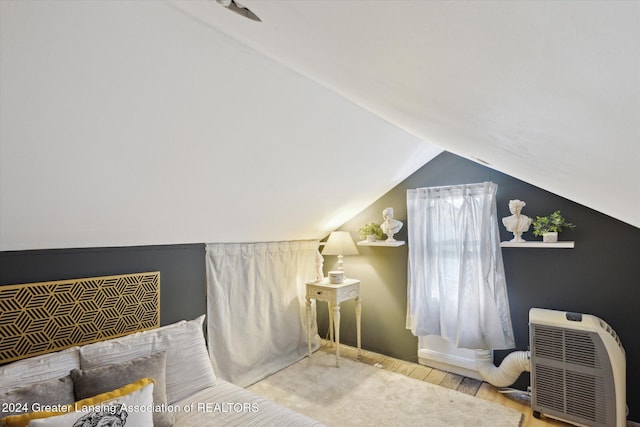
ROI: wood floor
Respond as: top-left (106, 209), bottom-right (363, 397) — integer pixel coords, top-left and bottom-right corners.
top-left (318, 340), bottom-right (571, 427)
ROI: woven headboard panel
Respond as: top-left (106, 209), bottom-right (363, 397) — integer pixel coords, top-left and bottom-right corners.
top-left (0, 271), bottom-right (160, 364)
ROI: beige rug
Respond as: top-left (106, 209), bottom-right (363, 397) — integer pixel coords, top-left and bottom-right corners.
top-left (248, 351), bottom-right (523, 427)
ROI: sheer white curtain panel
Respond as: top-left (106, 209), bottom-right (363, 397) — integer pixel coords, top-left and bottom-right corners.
top-left (205, 240), bottom-right (321, 387)
top-left (406, 182), bottom-right (515, 350)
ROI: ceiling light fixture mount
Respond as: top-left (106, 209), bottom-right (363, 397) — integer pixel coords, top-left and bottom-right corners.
top-left (216, 0), bottom-right (262, 22)
top-left (471, 156), bottom-right (492, 166)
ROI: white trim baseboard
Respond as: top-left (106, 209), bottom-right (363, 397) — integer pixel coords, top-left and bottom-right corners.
top-left (418, 348), bottom-right (484, 381)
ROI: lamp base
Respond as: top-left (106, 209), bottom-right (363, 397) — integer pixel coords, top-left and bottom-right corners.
top-left (328, 271), bottom-right (344, 284)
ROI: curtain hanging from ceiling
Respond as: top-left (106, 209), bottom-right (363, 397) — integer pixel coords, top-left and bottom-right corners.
top-left (205, 240), bottom-right (321, 387)
top-left (406, 182), bottom-right (515, 350)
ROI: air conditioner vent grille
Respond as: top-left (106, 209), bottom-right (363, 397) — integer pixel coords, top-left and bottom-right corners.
top-left (534, 364), bottom-right (564, 412)
top-left (565, 330), bottom-right (600, 368)
top-left (566, 371), bottom-right (606, 423)
top-left (599, 319), bottom-right (624, 351)
top-left (531, 325), bottom-right (563, 361)
top-left (531, 325), bottom-right (601, 369)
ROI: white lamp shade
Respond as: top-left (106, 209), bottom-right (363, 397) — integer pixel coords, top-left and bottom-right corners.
top-left (321, 231), bottom-right (359, 256)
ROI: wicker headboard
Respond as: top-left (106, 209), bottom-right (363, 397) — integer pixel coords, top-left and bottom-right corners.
top-left (0, 271), bottom-right (160, 364)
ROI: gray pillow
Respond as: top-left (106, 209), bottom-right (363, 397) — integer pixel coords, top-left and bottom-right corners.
top-left (0, 376), bottom-right (74, 417)
top-left (70, 352), bottom-right (173, 427)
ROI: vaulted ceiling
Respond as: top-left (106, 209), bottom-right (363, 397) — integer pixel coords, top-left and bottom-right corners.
top-left (1, 0), bottom-right (638, 251)
top-left (171, 0), bottom-right (640, 227)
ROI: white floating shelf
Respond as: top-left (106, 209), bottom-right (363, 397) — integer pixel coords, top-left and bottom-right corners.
top-left (357, 240), bottom-right (405, 247)
top-left (500, 241), bottom-right (574, 248)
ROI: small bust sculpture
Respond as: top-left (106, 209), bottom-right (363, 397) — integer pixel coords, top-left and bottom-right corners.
top-left (380, 207), bottom-right (403, 242)
top-left (502, 199), bottom-right (532, 243)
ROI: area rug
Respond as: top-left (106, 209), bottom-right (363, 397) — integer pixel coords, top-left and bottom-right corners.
top-left (248, 351), bottom-right (523, 427)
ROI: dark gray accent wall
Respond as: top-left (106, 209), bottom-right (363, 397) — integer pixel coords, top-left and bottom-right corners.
top-left (320, 151), bottom-right (640, 422)
top-left (0, 244), bottom-right (206, 326)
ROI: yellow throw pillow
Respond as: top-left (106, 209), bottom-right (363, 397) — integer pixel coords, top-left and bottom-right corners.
top-left (1, 378), bottom-right (154, 427)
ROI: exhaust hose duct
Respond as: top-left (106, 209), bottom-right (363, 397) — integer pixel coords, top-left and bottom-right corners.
top-left (474, 349), bottom-right (530, 388)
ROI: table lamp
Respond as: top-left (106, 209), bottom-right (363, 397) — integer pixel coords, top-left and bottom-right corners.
top-left (321, 231), bottom-right (359, 272)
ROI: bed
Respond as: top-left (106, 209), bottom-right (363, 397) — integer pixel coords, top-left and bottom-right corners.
top-left (0, 273), bottom-right (323, 426)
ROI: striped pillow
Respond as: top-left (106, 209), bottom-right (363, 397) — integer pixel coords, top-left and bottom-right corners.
top-left (79, 315), bottom-right (216, 403)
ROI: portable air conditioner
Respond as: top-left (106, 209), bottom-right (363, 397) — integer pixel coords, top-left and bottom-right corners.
top-left (529, 308), bottom-right (626, 427)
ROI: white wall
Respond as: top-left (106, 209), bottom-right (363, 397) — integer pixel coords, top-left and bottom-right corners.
top-left (0, 0), bottom-right (441, 250)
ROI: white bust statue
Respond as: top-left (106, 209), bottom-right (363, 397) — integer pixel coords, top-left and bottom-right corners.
top-left (502, 199), bottom-right (532, 242)
top-left (380, 207), bottom-right (403, 242)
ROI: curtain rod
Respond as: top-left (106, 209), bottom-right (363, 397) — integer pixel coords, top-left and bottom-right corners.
top-left (410, 181), bottom-right (492, 192)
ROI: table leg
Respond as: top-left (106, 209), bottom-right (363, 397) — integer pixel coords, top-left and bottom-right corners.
top-left (306, 297), bottom-right (312, 358)
top-left (328, 301), bottom-right (334, 347)
top-left (355, 296), bottom-right (362, 357)
top-left (333, 303), bottom-right (340, 367)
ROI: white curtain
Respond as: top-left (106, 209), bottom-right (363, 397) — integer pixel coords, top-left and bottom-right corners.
top-left (205, 240), bottom-right (321, 387)
top-left (406, 182), bottom-right (515, 350)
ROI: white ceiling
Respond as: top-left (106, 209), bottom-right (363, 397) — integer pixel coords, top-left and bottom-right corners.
top-left (1, 0), bottom-right (638, 251)
top-left (0, 0), bottom-right (440, 250)
top-left (171, 0), bottom-right (640, 228)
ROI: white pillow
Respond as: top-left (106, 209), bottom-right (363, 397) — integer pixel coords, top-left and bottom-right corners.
top-left (79, 315), bottom-right (215, 404)
top-left (0, 347), bottom-right (80, 394)
top-left (27, 380), bottom-right (154, 427)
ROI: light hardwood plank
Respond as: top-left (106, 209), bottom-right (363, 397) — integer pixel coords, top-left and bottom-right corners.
top-left (385, 358), bottom-right (418, 376)
top-left (423, 367), bottom-right (448, 385)
top-left (407, 364), bottom-right (433, 381)
top-left (439, 372), bottom-right (464, 390)
top-left (349, 349), bottom-right (385, 366)
top-left (457, 377), bottom-right (483, 396)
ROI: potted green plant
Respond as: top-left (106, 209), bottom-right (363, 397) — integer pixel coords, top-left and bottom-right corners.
top-left (359, 222), bottom-right (384, 242)
top-left (532, 210), bottom-right (576, 242)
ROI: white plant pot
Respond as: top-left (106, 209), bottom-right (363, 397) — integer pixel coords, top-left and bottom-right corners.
top-left (367, 235), bottom-right (377, 242)
top-left (542, 232), bottom-right (558, 243)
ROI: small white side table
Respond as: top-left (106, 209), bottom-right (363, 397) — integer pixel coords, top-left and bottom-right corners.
top-left (306, 277), bottom-right (361, 367)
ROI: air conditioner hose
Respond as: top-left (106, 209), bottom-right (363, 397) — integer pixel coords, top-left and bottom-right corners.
top-left (474, 349), bottom-right (530, 388)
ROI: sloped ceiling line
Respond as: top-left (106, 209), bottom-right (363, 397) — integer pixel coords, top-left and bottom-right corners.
top-left (170, 0), bottom-right (640, 229)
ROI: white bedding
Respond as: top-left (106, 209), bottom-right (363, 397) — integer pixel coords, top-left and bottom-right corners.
top-left (173, 380), bottom-right (324, 427)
